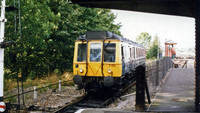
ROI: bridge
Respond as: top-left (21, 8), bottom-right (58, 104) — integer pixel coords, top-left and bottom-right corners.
top-left (71, 0), bottom-right (200, 112)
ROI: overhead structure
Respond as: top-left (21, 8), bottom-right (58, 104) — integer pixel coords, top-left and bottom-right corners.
top-left (71, 0), bottom-right (196, 17)
top-left (71, 0), bottom-right (200, 111)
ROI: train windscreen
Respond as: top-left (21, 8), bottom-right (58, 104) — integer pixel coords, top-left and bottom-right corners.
top-left (104, 43), bottom-right (116, 62)
top-left (90, 43), bottom-right (102, 62)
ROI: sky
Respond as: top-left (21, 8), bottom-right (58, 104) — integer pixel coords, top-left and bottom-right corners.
top-left (112, 10), bottom-right (195, 49)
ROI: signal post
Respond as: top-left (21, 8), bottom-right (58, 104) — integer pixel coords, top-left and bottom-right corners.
top-left (0, 0), bottom-right (6, 112)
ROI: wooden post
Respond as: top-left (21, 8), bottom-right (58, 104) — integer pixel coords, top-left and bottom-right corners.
top-left (162, 59), bottom-right (165, 77)
top-left (145, 77), bottom-right (151, 104)
top-left (135, 65), bottom-right (145, 111)
top-left (156, 60), bottom-right (159, 86)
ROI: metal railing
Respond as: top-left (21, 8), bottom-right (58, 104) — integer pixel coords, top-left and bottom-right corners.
top-left (4, 79), bottom-right (73, 103)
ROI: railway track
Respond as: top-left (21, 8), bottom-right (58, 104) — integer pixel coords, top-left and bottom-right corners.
top-left (54, 78), bottom-right (136, 113)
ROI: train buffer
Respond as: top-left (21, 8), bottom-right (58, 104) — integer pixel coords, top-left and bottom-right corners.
top-left (173, 59), bottom-right (188, 68)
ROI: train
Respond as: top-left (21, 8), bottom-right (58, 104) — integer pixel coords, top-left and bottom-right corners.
top-left (73, 31), bottom-right (145, 93)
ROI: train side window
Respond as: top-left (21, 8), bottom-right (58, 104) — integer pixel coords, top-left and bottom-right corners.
top-left (77, 44), bottom-right (86, 62)
top-left (139, 49), bottom-right (141, 57)
top-left (133, 47), bottom-right (135, 59)
top-left (104, 43), bottom-right (116, 62)
top-left (90, 43), bottom-right (102, 62)
top-left (121, 46), bottom-right (124, 59)
top-left (136, 48), bottom-right (137, 58)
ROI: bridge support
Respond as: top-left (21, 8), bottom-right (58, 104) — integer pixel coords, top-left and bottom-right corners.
top-left (195, 1), bottom-right (200, 111)
top-left (135, 65), bottom-right (146, 111)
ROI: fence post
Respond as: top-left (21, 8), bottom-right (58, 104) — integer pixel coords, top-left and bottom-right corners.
top-left (166, 57), bottom-right (168, 73)
top-left (162, 59), bottom-right (165, 77)
top-left (170, 58), bottom-right (172, 68)
top-left (59, 80), bottom-right (61, 92)
top-left (34, 86), bottom-right (37, 100)
top-left (156, 60), bottom-right (159, 86)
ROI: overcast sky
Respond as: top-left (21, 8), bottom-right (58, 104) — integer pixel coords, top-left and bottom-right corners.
top-left (112, 10), bottom-right (195, 49)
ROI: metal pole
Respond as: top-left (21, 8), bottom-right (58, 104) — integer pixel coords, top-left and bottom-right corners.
top-left (17, 71), bottom-right (20, 105)
top-left (157, 37), bottom-right (159, 59)
top-left (18, 0), bottom-right (21, 38)
top-left (195, 1), bottom-right (200, 111)
top-left (21, 76), bottom-right (25, 106)
top-left (0, 0), bottom-right (6, 103)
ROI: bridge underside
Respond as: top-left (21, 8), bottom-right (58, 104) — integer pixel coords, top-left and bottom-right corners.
top-left (71, 0), bottom-right (195, 17)
top-left (71, 0), bottom-right (200, 111)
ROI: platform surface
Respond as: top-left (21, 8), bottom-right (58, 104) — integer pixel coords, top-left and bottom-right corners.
top-left (148, 68), bottom-right (195, 112)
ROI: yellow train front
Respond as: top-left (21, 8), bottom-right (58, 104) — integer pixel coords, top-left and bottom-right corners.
top-left (73, 31), bottom-right (145, 92)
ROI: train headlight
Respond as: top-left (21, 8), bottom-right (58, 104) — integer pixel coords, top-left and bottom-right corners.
top-left (108, 69), bottom-right (112, 74)
top-left (79, 69), bottom-right (83, 73)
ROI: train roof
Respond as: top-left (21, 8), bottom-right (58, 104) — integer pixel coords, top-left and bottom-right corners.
top-left (76, 31), bottom-right (145, 49)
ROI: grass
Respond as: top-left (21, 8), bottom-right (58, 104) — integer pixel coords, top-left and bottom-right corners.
top-left (4, 72), bottom-right (74, 93)
top-left (146, 58), bottom-right (157, 64)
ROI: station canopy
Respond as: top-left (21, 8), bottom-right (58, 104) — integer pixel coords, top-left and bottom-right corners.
top-left (71, 0), bottom-right (196, 18)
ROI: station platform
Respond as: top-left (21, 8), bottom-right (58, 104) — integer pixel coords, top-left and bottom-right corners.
top-left (75, 68), bottom-right (196, 113)
top-left (148, 68), bottom-right (195, 112)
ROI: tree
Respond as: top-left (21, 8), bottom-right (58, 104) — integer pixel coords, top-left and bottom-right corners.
top-left (4, 0), bottom-right (121, 80)
top-left (136, 32), bottom-right (152, 49)
top-left (146, 35), bottom-right (162, 59)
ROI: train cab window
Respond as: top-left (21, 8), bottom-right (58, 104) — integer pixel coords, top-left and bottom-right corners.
top-left (90, 43), bottom-right (102, 62)
top-left (77, 44), bottom-right (86, 62)
top-left (104, 43), bottom-right (116, 62)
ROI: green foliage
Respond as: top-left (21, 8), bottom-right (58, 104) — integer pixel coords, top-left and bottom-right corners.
top-left (136, 33), bottom-right (162, 59)
top-left (4, 1), bottom-right (121, 80)
top-left (146, 35), bottom-right (162, 59)
top-left (136, 32), bottom-right (152, 49)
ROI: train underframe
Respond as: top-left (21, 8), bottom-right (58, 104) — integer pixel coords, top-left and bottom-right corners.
top-left (76, 70), bottom-right (136, 95)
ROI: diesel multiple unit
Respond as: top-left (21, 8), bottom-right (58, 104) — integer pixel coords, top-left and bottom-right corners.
top-left (73, 31), bottom-right (145, 92)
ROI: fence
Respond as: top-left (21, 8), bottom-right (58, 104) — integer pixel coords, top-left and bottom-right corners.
top-left (3, 79), bottom-right (78, 109)
top-left (4, 57), bottom-right (173, 110)
top-left (145, 57), bottom-right (173, 97)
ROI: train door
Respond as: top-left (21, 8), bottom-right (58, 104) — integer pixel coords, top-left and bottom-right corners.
top-left (73, 42), bottom-right (87, 76)
top-left (121, 45), bottom-right (125, 75)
